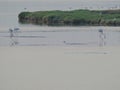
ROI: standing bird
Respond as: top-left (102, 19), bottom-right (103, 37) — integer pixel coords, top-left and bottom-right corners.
top-left (9, 28), bottom-right (14, 38)
top-left (98, 29), bottom-right (106, 47)
top-left (9, 28), bottom-right (20, 46)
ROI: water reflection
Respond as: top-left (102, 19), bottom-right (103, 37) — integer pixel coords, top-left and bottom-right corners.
top-left (63, 41), bottom-right (87, 45)
top-left (10, 37), bottom-right (19, 46)
top-left (0, 27), bottom-right (120, 47)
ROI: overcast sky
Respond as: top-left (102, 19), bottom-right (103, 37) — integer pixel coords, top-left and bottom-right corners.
top-left (0, 0), bottom-right (119, 11)
top-left (0, 0), bottom-right (120, 2)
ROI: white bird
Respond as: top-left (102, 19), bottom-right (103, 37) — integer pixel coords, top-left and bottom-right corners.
top-left (9, 28), bottom-right (14, 37)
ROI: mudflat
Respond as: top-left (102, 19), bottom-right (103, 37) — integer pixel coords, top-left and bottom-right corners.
top-left (0, 46), bottom-right (120, 90)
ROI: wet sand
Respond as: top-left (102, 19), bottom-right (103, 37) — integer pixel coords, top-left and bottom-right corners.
top-left (0, 46), bottom-right (120, 90)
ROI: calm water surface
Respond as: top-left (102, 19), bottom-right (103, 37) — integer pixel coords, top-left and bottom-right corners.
top-left (0, 27), bottom-right (120, 47)
top-left (0, 1), bottom-right (120, 47)
top-left (0, 1), bottom-right (120, 28)
top-left (1, 1), bottom-right (120, 90)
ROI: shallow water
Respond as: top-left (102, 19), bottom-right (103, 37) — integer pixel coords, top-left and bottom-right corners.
top-left (0, 0), bottom-right (120, 29)
top-left (0, 1), bottom-right (120, 47)
top-left (0, 27), bottom-right (120, 47)
top-left (0, 1), bottom-right (120, 90)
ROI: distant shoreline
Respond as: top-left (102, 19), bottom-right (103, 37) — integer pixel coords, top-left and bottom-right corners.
top-left (18, 9), bottom-right (120, 26)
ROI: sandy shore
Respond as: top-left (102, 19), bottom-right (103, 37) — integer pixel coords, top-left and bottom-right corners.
top-left (0, 46), bottom-right (120, 90)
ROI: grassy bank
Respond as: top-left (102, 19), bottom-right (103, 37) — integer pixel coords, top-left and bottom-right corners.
top-left (18, 9), bottom-right (120, 26)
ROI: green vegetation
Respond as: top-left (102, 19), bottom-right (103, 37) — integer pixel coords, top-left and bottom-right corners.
top-left (18, 9), bottom-right (120, 26)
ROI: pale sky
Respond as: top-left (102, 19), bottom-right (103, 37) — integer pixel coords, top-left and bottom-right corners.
top-left (0, 0), bottom-right (120, 2)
